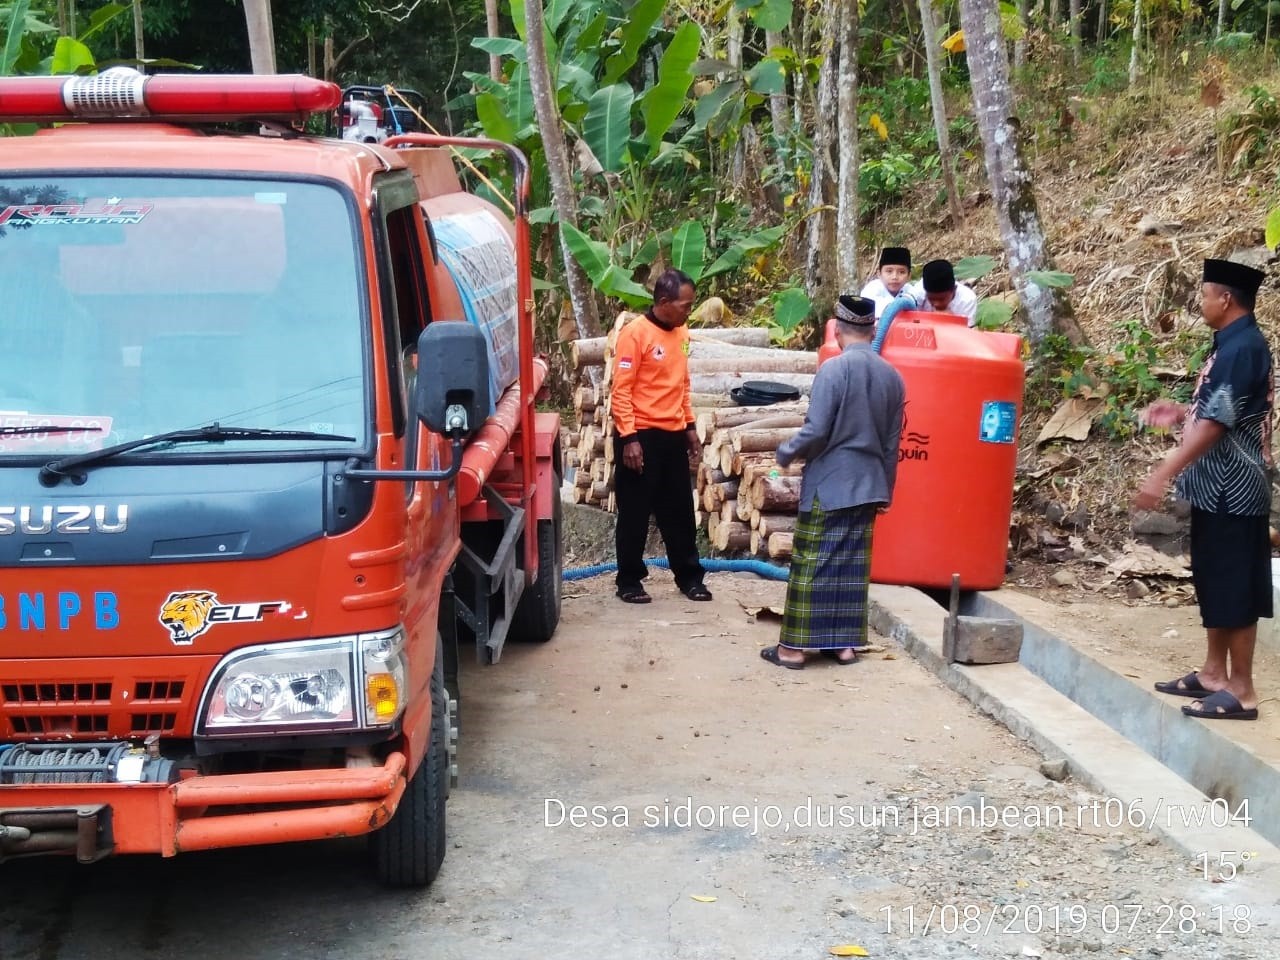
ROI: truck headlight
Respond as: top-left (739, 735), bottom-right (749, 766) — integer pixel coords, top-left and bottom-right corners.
top-left (201, 639), bottom-right (356, 734)
top-left (361, 628), bottom-right (407, 726)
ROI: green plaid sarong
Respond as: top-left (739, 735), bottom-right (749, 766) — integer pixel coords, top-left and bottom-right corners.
top-left (779, 499), bottom-right (875, 650)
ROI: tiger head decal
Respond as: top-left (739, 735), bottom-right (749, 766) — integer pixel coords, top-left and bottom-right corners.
top-left (159, 590), bottom-right (218, 645)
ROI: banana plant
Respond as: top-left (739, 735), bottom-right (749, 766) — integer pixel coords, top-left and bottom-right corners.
top-left (469, 0), bottom-right (795, 306)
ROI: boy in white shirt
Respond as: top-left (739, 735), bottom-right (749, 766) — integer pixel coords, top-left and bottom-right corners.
top-left (904, 259), bottom-right (979, 325)
top-left (859, 247), bottom-right (912, 318)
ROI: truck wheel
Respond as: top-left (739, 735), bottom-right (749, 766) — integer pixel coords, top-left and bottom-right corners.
top-left (510, 477), bottom-right (563, 643)
top-left (370, 637), bottom-right (447, 887)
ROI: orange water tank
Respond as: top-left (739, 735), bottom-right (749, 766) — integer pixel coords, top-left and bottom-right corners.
top-left (857, 310), bottom-right (1024, 590)
top-left (818, 317), bottom-right (842, 367)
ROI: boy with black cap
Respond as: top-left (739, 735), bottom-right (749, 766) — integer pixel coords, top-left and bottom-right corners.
top-left (762, 294), bottom-right (905, 669)
top-left (859, 247), bottom-right (912, 318)
top-left (1137, 258), bottom-right (1272, 721)
top-left (905, 258), bottom-right (979, 325)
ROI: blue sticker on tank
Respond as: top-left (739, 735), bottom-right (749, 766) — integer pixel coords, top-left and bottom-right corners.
top-left (979, 401), bottom-right (1017, 444)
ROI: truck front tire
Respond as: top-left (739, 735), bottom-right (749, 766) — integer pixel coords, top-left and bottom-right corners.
top-left (370, 636), bottom-right (447, 887)
top-left (511, 432), bottom-right (564, 643)
top-left (510, 478), bottom-right (563, 643)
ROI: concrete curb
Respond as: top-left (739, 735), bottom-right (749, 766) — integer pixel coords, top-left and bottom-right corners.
top-left (869, 583), bottom-right (1280, 912)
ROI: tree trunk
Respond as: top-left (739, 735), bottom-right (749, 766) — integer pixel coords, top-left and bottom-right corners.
top-left (1096, 0), bottom-right (1108, 42)
top-left (486, 0), bottom-right (502, 81)
top-left (728, 7), bottom-right (748, 192)
top-left (835, 0), bottom-right (860, 292)
top-left (132, 0), bottom-right (145, 70)
top-left (765, 30), bottom-right (791, 134)
top-left (767, 531), bottom-right (794, 560)
top-left (1014, 0), bottom-right (1029, 68)
top-left (713, 520), bottom-right (752, 551)
top-left (732, 426), bottom-right (802, 453)
top-left (1068, 0), bottom-right (1082, 65)
top-left (957, 0), bottom-right (1084, 348)
top-left (1128, 0), bottom-right (1142, 87)
top-left (685, 356), bottom-right (821, 374)
top-left (691, 372), bottom-right (816, 395)
top-left (1216, 0), bottom-right (1227, 38)
top-left (758, 513), bottom-right (798, 537)
top-left (751, 474), bottom-right (802, 511)
top-left (805, 0), bottom-right (839, 319)
top-left (696, 403), bottom-right (809, 441)
top-left (243, 0), bottom-right (277, 74)
top-left (572, 327), bottom-right (772, 367)
top-left (919, 0), bottom-right (965, 226)
top-left (67, 0), bottom-right (76, 36)
top-left (57, 0), bottom-right (68, 36)
top-left (524, 0), bottom-right (603, 340)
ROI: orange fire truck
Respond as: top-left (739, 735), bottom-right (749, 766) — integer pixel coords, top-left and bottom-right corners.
top-left (0, 70), bottom-right (563, 887)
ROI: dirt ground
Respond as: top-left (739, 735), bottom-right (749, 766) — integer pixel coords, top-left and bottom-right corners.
top-left (427, 569), bottom-right (1273, 960)
top-left (1, 569), bottom-right (1274, 960)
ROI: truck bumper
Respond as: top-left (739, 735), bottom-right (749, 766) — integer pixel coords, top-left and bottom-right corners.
top-left (0, 752), bottom-right (408, 860)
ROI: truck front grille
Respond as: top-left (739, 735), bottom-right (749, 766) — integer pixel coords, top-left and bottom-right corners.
top-left (2, 682), bottom-right (112, 705)
top-left (1, 676), bottom-right (190, 740)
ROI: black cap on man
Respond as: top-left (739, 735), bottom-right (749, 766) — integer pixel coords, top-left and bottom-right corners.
top-left (1203, 258), bottom-right (1265, 311)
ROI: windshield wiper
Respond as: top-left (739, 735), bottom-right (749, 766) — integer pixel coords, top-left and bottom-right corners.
top-left (38, 422), bottom-right (356, 486)
top-left (1, 425), bottom-right (104, 436)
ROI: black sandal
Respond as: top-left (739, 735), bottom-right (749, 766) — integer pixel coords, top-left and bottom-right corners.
top-left (681, 584), bottom-right (713, 601)
top-left (616, 585), bottom-right (651, 604)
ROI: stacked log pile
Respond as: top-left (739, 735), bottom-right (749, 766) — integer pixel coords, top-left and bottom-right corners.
top-left (568, 311), bottom-right (815, 561)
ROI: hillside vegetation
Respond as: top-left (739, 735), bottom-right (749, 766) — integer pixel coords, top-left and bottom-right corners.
top-left (886, 50), bottom-right (1280, 587)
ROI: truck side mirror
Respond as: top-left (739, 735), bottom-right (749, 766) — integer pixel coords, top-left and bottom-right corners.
top-left (414, 322), bottom-right (491, 437)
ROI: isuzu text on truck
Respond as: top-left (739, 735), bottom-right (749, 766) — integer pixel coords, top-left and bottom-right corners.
top-left (0, 70), bottom-right (564, 887)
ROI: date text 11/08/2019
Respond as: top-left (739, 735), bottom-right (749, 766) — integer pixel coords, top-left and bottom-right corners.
top-left (880, 903), bottom-right (1253, 938)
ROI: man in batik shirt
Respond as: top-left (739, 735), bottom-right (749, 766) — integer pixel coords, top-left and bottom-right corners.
top-left (1138, 258), bottom-right (1272, 721)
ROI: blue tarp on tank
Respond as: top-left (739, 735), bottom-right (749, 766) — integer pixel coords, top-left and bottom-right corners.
top-left (432, 210), bottom-right (520, 411)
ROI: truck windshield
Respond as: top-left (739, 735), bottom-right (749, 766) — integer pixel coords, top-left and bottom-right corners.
top-left (0, 176), bottom-right (367, 458)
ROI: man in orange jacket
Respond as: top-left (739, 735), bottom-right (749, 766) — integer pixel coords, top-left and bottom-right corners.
top-left (610, 269), bottom-right (711, 604)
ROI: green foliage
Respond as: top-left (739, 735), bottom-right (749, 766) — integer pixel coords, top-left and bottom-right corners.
top-left (1024, 270), bottom-right (1075, 289)
top-left (670, 220), bottom-right (707, 281)
top-left (703, 225), bottom-right (786, 279)
top-left (1081, 51), bottom-right (1128, 96)
top-left (601, 0), bottom-right (665, 85)
top-left (734, 0), bottom-right (794, 32)
top-left (770, 287), bottom-right (812, 342)
top-left (954, 255), bottom-right (997, 281)
top-left (859, 151), bottom-right (939, 213)
top-left (856, 77), bottom-right (949, 215)
top-left (560, 222), bottom-right (653, 306)
top-left (1221, 85), bottom-right (1280, 171)
top-left (1029, 322), bottom-right (1203, 440)
top-left (1, 0), bottom-right (32, 76)
top-left (1212, 31), bottom-right (1255, 51)
top-left (1265, 206), bottom-right (1280, 251)
top-left (975, 299), bottom-right (1015, 329)
top-left (583, 82), bottom-right (635, 172)
top-left (642, 21), bottom-right (700, 150)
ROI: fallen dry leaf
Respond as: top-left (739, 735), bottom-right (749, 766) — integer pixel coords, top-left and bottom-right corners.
top-left (1036, 397), bottom-right (1102, 444)
top-left (690, 895), bottom-right (717, 903)
top-left (828, 947), bottom-right (869, 957)
top-left (1104, 541), bottom-right (1192, 579)
top-left (739, 601), bottom-right (786, 620)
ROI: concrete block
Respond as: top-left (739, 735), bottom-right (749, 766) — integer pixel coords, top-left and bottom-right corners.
top-left (952, 616), bottom-right (1023, 664)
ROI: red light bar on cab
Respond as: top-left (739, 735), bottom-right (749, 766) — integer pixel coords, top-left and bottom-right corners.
top-left (0, 69), bottom-right (342, 124)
